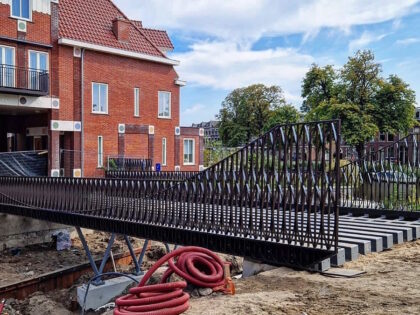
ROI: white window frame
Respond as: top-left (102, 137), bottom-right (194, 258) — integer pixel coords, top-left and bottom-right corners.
top-left (28, 50), bottom-right (48, 90)
top-left (183, 138), bottom-right (195, 166)
top-left (134, 87), bottom-right (140, 117)
top-left (0, 45), bottom-right (15, 87)
top-left (92, 82), bottom-right (108, 114)
top-left (162, 137), bottom-right (167, 166)
top-left (97, 136), bottom-right (104, 168)
top-left (158, 91), bottom-right (171, 119)
top-left (10, 0), bottom-right (32, 21)
top-left (28, 50), bottom-right (49, 71)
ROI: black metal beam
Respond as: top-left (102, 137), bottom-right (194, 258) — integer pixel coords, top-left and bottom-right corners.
top-left (0, 204), bottom-right (334, 268)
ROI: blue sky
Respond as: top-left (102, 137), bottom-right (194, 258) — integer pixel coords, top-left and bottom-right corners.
top-left (114, 0), bottom-right (420, 126)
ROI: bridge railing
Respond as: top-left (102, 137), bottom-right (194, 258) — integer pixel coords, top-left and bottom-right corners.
top-left (0, 120), bottom-right (340, 253)
top-left (340, 133), bottom-right (420, 212)
top-left (105, 170), bottom-right (199, 181)
top-left (107, 156), bottom-right (153, 172)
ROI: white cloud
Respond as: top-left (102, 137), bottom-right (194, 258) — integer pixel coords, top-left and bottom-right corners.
top-left (181, 103), bottom-right (219, 124)
top-left (348, 31), bottom-right (390, 51)
top-left (113, 0), bottom-right (420, 123)
top-left (173, 41), bottom-right (312, 104)
top-left (115, 0), bottom-right (419, 42)
top-left (182, 103), bottom-right (206, 115)
top-left (396, 37), bottom-right (420, 45)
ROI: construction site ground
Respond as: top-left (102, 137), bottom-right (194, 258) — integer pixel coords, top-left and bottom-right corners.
top-left (0, 232), bottom-right (419, 315)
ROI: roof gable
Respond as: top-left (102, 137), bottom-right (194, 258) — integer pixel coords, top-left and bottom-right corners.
top-left (59, 0), bottom-right (166, 58)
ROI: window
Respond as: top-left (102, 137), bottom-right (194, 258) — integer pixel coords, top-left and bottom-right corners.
top-left (158, 91), bottom-right (171, 118)
top-left (92, 83), bottom-right (108, 114)
top-left (162, 138), bottom-right (167, 166)
top-left (11, 0), bottom-right (31, 20)
top-left (28, 50), bottom-right (48, 90)
top-left (379, 132), bottom-right (386, 141)
top-left (0, 45), bottom-right (15, 87)
top-left (134, 88), bottom-right (140, 117)
top-left (183, 139), bottom-right (195, 165)
top-left (98, 136), bottom-right (103, 167)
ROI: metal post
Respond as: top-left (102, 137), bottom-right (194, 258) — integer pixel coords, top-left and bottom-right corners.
top-left (76, 227), bottom-right (100, 276)
top-left (164, 243), bottom-right (171, 253)
top-left (124, 235), bottom-right (142, 275)
top-left (97, 233), bottom-right (116, 275)
top-left (137, 240), bottom-right (149, 269)
top-left (76, 227), bottom-right (116, 286)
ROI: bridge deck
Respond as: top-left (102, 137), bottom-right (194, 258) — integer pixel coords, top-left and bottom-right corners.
top-left (0, 121), bottom-right (342, 268)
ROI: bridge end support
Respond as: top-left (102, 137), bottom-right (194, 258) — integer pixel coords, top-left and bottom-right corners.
top-left (242, 257), bottom-right (278, 278)
top-left (77, 275), bottom-right (143, 311)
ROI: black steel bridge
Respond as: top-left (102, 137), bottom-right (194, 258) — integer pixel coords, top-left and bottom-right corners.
top-left (0, 120), bottom-right (419, 270)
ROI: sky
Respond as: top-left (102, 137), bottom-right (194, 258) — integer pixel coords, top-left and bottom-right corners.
top-left (114, 0), bottom-right (420, 126)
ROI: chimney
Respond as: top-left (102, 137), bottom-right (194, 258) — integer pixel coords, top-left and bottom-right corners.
top-left (112, 17), bottom-right (130, 42)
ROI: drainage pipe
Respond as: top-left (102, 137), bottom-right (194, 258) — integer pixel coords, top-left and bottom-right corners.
top-left (80, 48), bottom-right (85, 176)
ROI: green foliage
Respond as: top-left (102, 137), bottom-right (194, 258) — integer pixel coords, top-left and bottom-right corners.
top-left (108, 158), bottom-right (118, 171)
top-left (303, 50), bottom-right (417, 157)
top-left (263, 105), bottom-right (301, 132)
top-left (306, 101), bottom-right (378, 148)
top-left (340, 50), bottom-right (381, 108)
top-left (301, 64), bottom-right (337, 112)
top-left (373, 75), bottom-right (417, 134)
top-left (218, 84), bottom-right (287, 147)
top-left (203, 140), bottom-right (238, 167)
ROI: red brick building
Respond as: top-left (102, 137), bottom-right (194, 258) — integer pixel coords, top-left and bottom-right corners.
top-left (0, 0), bottom-right (204, 177)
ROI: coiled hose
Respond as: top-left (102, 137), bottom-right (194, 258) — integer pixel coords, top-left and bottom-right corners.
top-left (114, 246), bottom-right (225, 315)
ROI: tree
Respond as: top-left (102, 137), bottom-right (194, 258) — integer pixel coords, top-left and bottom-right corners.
top-left (218, 84), bottom-right (286, 147)
top-left (373, 75), bottom-right (417, 135)
top-left (340, 50), bottom-right (381, 109)
top-left (301, 64), bottom-right (337, 113)
top-left (263, 105), bottom-right (301, 132)
top-left (303, 50), bottom-right (417, 158)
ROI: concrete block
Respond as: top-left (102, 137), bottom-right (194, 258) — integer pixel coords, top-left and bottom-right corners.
top-left (338, 242), bottom-right (359, 261)
top-left (340, 223), bottom-right (404, 244)
top-left (242, 258), bottom-right (277, 278)
top-left (313, 258), bottom-right (331, 272)
top-left (342, 219), bottom-right (413, 242)
top-left (339, 232), bottom-right (383, 252)
top-left (339, 228), bottom-right (393, 249)
top-left (77, 275), bottom-right (143, 311)
top-left (331, 248), bottom-right (346, 266)
top-left (338, 237), bottom-right (371, 255)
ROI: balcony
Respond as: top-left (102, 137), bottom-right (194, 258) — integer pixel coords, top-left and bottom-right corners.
top-left (0, 64), bottom-right (49, 96)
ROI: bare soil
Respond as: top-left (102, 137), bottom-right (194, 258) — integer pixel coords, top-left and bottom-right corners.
top-left (186, 240), bottom-right (420, 315)
top-left (0, 231), bottom-right (145, 287)
top-left (1, 236), bottom-right (419, 315)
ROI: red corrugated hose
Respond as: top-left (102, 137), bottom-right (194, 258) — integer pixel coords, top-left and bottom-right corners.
top-left (114, 246), bottom-right (227, 315)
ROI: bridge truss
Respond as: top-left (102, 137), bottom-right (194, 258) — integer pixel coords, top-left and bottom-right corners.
top-left (0, 120), bottom-right (341, 268)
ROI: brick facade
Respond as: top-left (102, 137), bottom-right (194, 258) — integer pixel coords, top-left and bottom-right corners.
top-left (0, 0), bottom-right (203, 177)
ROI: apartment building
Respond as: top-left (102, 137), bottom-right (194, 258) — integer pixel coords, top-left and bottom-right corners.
top-left (0, 0), bottom-right (204, 177)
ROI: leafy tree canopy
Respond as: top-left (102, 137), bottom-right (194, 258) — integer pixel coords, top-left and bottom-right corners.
top-left (301, 64), bottom-right (337, 113)
top-left (218, 84), bottom-right (288, 146)
top-left (263, 105), bottom-right (301, 132)
top-left (302, 50), bottom-right (417, 157)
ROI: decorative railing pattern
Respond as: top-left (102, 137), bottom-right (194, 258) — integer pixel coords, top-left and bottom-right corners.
top-left (107, 157), bottom-right (152, 172)
top-left (0, 120), bottom-right (341, 254)
top-left (0, 64), bottom-right (49, 94)
top-left (340, 133), bottom-right (420, 212)
top-left (105, 171), bottom-right (199, 181)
